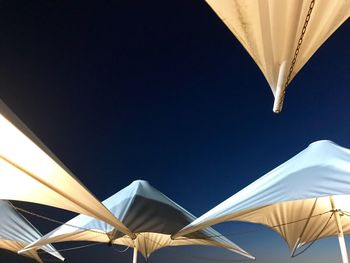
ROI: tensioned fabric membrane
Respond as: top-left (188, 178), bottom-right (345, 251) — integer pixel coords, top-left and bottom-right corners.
top-left (0, 200), bottom-right (63, 263)
top-left (174, 140), bottom-right (350, 255)
top-left (22, 180), bottom-right (254, 261)
top-left (205, 0), bottom-right (350, 112)
top-left (0, 99), bottom-right (134, 238)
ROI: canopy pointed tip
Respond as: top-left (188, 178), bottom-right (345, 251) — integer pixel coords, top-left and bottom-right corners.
top-left (272, 61), bottom-right (288, 114)
top-left (132, 179), bottom-right (149, 184)
top-left (308, 140), bottom-right (336, 148)
top-left (272, 92), bottom-right (285, 113)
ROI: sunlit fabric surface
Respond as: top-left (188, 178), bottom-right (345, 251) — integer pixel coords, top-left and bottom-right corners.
top-left (175, 140), bottom-right (350, 251)
top-left (0, 200), bottom-right (63, 263)
top-left (23, 180), bottom-right (254, 260)
top-left (0, 99), bottom-right (133, 237)
top-left (205, 0), bottom-right (350, 111)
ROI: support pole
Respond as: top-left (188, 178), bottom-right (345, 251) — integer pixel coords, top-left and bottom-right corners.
top-left (291, 198), bottom-right (318, 257)
top-left (273, 61), bottom-right (287, 113)
top-left (330, 196), bottom-right (349, 263)
top-left (291, 237), bottom-right (301, 257)
top-left (133, 247), bottom-right (138, 263)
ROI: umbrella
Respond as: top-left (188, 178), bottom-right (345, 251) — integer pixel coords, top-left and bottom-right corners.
top-left (174, 140), bottom-right (350, 263)
top-left (205, 0), bottom-right (350, 112)
top-left (0, 99), bottom-right (134, 238)
top-left (22, 180), bottom-right (254, 262)
top-left (0, 200), bottom-right (64, 263)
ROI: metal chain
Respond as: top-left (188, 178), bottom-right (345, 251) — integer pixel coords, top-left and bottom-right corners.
top-left (276, 0), bottom-right (316, 111)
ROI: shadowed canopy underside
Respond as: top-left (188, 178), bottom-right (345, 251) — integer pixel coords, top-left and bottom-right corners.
top-left (0, 200), bottom-right (63, 263)
top-left (206, 0), bottom-right (350, 112)
top-left (23, 180), bottom-right (254, 260)
top-left (174, 140), bottom-right (350, 252)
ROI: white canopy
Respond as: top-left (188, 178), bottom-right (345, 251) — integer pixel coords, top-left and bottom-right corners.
top-left (205, 0), bottom-right (350, 112)
top-left (0, 99), bottom-right (133, 238)
top-left (0, 200), bottom-right (64, 263)
top-left (22, 180), bottom-right (254, 261)
top-left (174, 140), bottom-right (350, 258)
top-left (174, 141), bottom-right (350, 262)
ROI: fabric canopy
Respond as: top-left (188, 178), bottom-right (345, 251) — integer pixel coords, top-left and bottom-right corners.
top-left (0, 200), bottom-right (63, 263)
top-left (174, 140), bottom-right (350, 252)
top-left (22, 180), bottom-right (254, 260)
top-left (0, 99), bottom-right (133, 238)
top-left (205, 0), bottom-right (350, 112)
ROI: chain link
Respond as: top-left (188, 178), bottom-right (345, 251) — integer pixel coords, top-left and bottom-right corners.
top-left (276, 0), bottom-right (316, 111)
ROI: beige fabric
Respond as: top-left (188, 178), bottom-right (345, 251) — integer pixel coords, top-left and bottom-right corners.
top-left (232, 195), bottom-right (350, 250)
top-left (0, 200), bottom-right (63, 262)
top-left (174, 141), bottom-right (350, 253)
top-left (206, 0), bottom-right (350, 111)
top-left (176, 195), bottom-right (350, 252)
top-left (113, 232), bottom-right (249, 259)
top-left (22, 180), bottom-right (254, 260)
top-left (0, 100), bottom-right (133, 238)
top-left (23, 230), bottom-right (250, 259)
top-left (0, 240), bottom-right (43, 263)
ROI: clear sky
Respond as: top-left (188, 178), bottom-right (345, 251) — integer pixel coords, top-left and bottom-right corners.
top-left (1, 1), bottom-right (350, 263)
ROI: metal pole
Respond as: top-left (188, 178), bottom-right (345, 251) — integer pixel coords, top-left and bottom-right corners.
top-left (330, 196), bottom-right (349, 263)
top-left (133, 247), bottom-right (138, 263)
top-left (273, 61), bottom-right (287, 113)
top-left (291, 198), bottom-right (318, 257)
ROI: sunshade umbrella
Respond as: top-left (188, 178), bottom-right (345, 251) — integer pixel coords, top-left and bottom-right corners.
top-left (205, 0), bottom-right (350, 112)
top-left (0, 200), bottom-right (64, 263)
top-left (22, 180), bottom-right (254, 262)
top-left (0, 99), bottom-right (134, 238)
top-left (174, 140), bottom-right (350, 263)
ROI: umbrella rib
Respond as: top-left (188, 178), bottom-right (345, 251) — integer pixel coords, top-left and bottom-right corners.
top-left (0, 155), bottom-right (135, 239)
top-left (291, 212), bottom-right (334, 257)
top-left (291, 197), bottom-right (318, 255)
top-left (178, 210), bottom-right (332, 240)
top-left (11, 204), bottom-right (107, 235)
top-left (37, 242), bottom-right (102, 253)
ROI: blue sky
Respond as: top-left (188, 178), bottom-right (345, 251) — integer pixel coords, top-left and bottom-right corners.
top-left (1, 1), bottom-right (350, 262)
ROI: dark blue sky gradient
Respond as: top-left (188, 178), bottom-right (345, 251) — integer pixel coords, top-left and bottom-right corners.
top-left (1, 1), bottom-right (350, 262)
